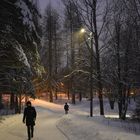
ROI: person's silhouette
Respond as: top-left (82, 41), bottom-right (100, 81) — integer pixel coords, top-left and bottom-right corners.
top-left (64, 102), bottom-right (69, 114)
top-left (23, 101), bottom-right (36, 140)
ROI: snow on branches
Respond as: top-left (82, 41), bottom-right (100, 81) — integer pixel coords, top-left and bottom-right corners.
top-left (15, 0), bottom-right (36, 31)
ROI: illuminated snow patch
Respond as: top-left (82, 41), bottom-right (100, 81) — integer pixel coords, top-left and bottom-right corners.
top-left (105, 114), bottom-right (130, 118)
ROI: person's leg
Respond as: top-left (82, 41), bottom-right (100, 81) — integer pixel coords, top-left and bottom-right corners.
top-left (31, 126), bottom-right (34, 138)
top-left (27, 126), bottom-right (31, 140)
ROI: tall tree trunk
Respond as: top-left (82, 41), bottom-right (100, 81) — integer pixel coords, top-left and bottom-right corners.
top-left (66, 34), bottom-right (70, 101)
top-left (120, 27), bottom-right (131, 120)
top-left (93, 2), bottom-right (104, 115)
top-left (71, 77), bottom-right (75, 104)
top-left (25, 95), bottom-right (28, 103)
top-left (18, 94), bottom-right (21, 114)
top-left (54, 22), bottom-right (58, 100)
top-left (116, 23), bottom-right (122, 118)
top-left (48, 8), bottom-right (53, 102)
top-left (0, 94), bottom-right (2, 104)
top-left (67, 88), bottom-right (70, 100)
top-left (72, 91), bottom-right (75, 104)
top-left (55, 89), bottom-right (58, 100)
top-left (10, 93), bottom-right (15, 109)
top-left (15, 95), bottom-right (19, 114)
top-left (70, 13), bottom-right (75, 104)
top-left (90, 36), bottom-right (94, 117)
top-left (49, 88), bottom-right (53, 102)
top-left (0, 94), bottom-right (3, 109)
top-left (79, 92), bottom-right (82, 102)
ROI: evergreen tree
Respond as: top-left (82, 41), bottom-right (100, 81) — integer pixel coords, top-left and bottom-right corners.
top-left (0, 0), bottom-right (44, 112)
top-left (41, 3), bottom-right (61, 102)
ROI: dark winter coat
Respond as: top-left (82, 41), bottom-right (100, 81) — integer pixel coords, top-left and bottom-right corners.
top-left (64, 104), bottom-right (69, 111)
top-left (23, 106), bottom-right (36, 126)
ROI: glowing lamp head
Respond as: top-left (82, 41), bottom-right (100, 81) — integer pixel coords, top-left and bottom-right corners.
top-left (80, 28), bottom-right (86, 33)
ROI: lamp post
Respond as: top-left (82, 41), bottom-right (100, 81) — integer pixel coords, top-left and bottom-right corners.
top-left (79, 28), bottom-right (94, 117)
top-left (89, 32), bottom-right (94, 117)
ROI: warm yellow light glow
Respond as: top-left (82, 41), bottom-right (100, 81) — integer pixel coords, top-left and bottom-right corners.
top-left (80, 28), bottom-right (86, 33)
top-left (130, 92), bottom-right (134, 95)
top-left (60, 82), bottom-right (64, 86)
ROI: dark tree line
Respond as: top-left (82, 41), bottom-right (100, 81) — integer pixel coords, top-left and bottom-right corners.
top-left (0, 0), bottom-right (44, 113)
top-left (102, 0), bottom-right (140, 119)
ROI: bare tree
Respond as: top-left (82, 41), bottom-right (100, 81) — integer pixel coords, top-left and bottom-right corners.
top-left (72, 0), bottom-right (110, 116)
top-left (103, 0), bottom-right (140, 119)
top-left (62, 0), bottom-right (83, 104)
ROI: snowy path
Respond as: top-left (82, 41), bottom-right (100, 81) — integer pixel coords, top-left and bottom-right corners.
top-left (0, 99), bottom-right (140, 140)
top-left (0, 101), bottom-right (67, 140)
top-left (35, 107), bottom-right (67, 140)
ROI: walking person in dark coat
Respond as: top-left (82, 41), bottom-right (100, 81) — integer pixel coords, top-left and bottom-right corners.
top-left (23, 101), bottom-right (37, 140)
top-left (64, 102), bottom-right (69, 114)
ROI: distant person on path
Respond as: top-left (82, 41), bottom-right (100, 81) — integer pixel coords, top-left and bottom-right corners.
top-left (23, 101), bottom-right (37, 140)
top-left (64, 102), bottom-right (69, 114)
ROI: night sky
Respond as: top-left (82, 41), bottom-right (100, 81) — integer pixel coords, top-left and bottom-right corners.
top-left (39, 0), bottom-right (62, 13)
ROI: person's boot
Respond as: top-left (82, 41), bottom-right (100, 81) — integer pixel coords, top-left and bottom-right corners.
top-left (31, 129), bottom-right (33, 137)
top-left (27, 126), bottom-right (31, 140)
top-left (31, 126), bottom-right (34, 138)
top-left (31, 133), bottom-right (33, 138)
top-left (28, 135), bottom-right (30, 139)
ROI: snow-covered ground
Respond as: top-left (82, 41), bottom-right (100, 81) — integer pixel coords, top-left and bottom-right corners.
top-left (0, 98), bottom-right (140, 140)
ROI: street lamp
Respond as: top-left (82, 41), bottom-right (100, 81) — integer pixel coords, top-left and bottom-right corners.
top-left (79, 28), bottom-right (94, 117)
top-left (80, 28), bottom-right (86, 33)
